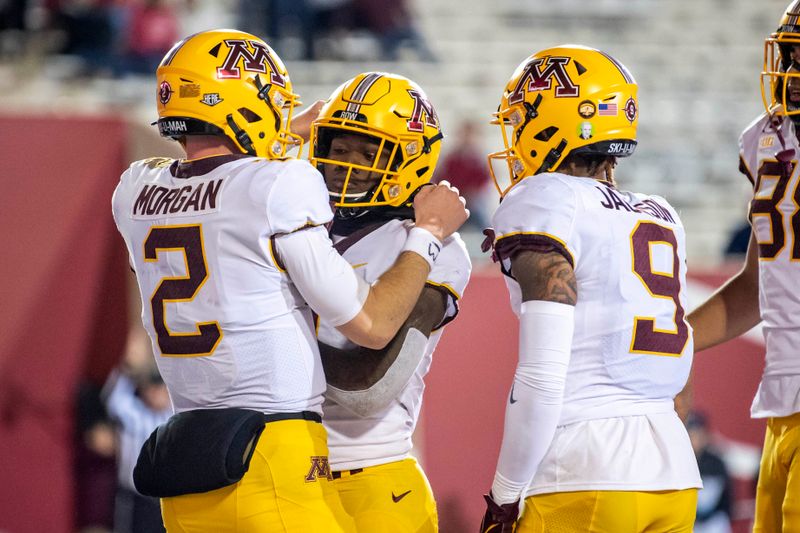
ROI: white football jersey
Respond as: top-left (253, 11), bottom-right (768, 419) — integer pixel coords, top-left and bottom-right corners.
top-left (318, 220), bottom-right (471, 471)
top-left (112, 155), bottom-right (333, 415)
top-left (493, 173), bottom-right (701, 493)
top-left (740, 112), bottom-right (800, 418)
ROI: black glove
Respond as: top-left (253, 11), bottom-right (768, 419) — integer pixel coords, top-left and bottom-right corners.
top-left (479, 493), bottom-right (519, 533)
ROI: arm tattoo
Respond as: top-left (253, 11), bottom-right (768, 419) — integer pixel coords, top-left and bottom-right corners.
top-left (511, 250), bottom-right (577, 305)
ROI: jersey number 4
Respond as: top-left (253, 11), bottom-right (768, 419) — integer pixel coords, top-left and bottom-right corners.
top-left (750, 159), bottom-right (800, 259)
top-left (144, 224), bottom-right (222, 357)
top-left (629, 221), bottom-right (689, 357)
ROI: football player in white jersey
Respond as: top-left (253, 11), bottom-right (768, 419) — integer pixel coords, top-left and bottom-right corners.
top-left (111, 30), bottom-right (468, 533)
top-left (479, 45), bottom-right (701, 532)
top-left (308, 72), bottom-right (471, 532)
top-left (687, 2), bottom-right (800, 530)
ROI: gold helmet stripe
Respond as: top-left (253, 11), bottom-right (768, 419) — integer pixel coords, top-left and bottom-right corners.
top-left (159, 32), bottom-right (200, 68)
top-left (598, 50), bottom-right (635, 83)
top-left (345, 73), bottom-right (383, 115)
top-left (786, 1), bottom-right (800, 25)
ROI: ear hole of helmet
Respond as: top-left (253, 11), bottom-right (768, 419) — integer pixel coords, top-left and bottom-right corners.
top-left (238, 108), bottom-right (262, 123)
top-left (534, 126), bottom-right (559, 142)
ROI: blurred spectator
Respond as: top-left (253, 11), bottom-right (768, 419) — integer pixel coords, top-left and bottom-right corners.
top-left (179, 0), bottom-right (236, 36)
top-left (687, 411), bottom-right (733, 533)
top-left (0, 0), bottom-right (28, 56)
top-left (52, 0), bottom-right (114, 75)
top-left (102, 330), bottom-right (172, 533)
top-left (435, 120), bottom-right (493, 232)
top-left (307, 0), bottom-right (354, 59)
top-left (121, 0), bottom-right (179, 75)
top-left (74, 381), bottom-right (116, 533)
top-left (723, 221), bottom-right (751, 259)
top-left (267, 0), bottom-right (313, 60)
top-left (352, 0), bottom-right (435, 61)
top-left (238, 0), bottom-right (354, 60)
top-left (236, 0), bottom-right (269, 42)
top-left (237, 0), bottom-right (309, 59)
top-left (0, 0), bottom-right (26, 31)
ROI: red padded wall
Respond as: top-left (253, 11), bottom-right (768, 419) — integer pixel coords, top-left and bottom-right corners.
top-left (0, 115), bottom-right (129, 533)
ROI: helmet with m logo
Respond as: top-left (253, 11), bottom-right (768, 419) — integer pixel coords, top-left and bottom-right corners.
top-left (762, 0), bottom-right (800, 121)
top-left (156, 29), bottom-right (302, 159)
top-left (488, 45), bottom-right (638, 197)
top-left (309, 72), bottom-right (443, 210)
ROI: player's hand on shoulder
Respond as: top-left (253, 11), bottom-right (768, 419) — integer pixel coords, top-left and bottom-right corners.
top-left (290, 99), bottom-right (326, 142)
top-left (480, 493), bottom-right (519, 533)
top-left (413, 180), bottom-right (469, 241)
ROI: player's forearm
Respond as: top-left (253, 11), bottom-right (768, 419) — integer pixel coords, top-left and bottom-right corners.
top-left (339, 252), bottom-right (430, 349)
top-left (323, 328), bottom-right (429, 416)
top-left (688, 272), bottom-right (760, 351)
top-left (324, 287), bottom-right (444, 388)
top-left (323, 287), bottom-right (446, 414)
top-left (491, 301), bottom-right (573, 504)
top-left (492, 379), bottom-right (565, 503)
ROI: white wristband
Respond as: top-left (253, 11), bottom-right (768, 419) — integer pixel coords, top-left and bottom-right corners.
top-left (402, 227), bottom-right (443, 270)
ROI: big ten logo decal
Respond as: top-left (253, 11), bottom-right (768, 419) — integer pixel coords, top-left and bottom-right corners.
top-left (407, 89), bottom-right (440, 132)
top-left (217, 39), bottom-right (286, 87)
top-left (305, 456), bottom-right (334, 482)
top-left (508, 56), bottom-right (579, 105)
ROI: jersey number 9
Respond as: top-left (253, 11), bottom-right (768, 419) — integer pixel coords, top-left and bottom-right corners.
top-left (629, 221), bottom-right (689, 357)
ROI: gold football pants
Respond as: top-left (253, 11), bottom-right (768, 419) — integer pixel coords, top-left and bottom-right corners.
top-left (160, 419), bottom-right (355, 533)
top-left (332, 457), bottom-right (438, 532)
top-left (517, 489), bottom-right (698, 532)
top-left (754, 412), bottom-right (800, 533)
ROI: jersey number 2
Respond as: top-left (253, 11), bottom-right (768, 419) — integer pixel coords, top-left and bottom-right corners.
top-left (629, 221), bottom-right (688, 357)
top-left (144, 225), bottom-right (222, 356)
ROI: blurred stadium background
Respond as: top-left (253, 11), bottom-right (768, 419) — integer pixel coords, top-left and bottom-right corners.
top-left (0, 0), bottom-right (784, 531)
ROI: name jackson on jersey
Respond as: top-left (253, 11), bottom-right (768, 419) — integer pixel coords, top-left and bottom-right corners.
top-left (132, 178), bottom-right (222, 218)
top-left (597, 184), bottom-right (675, 223)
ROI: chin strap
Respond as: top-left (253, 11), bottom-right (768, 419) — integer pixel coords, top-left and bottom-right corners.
top-left (226, 114), bottom-right (256, 156)
top-left (423, 131), bottom-right (444, 153)
top-left (513, 94), bottom-right (542, 145)
top-left (253, 74), bottom-right (282, 134)
top-left (536, 138), bottom-right (568, 174)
